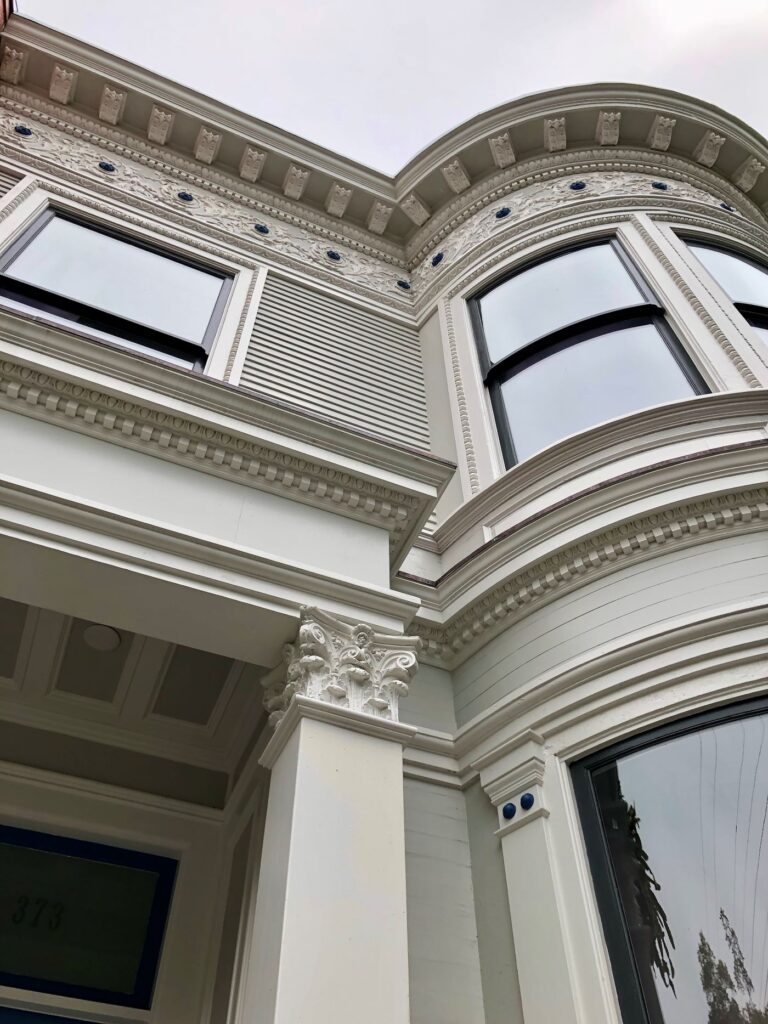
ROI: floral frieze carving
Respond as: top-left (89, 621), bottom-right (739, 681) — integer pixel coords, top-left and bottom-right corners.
top-left (262, 607), bottom-right (420, 725)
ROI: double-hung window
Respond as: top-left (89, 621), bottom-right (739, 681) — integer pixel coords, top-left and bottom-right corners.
top-left (471, 240), bottom-right (707, 466)
top-left (685, 240), bottom-right (768, 352)
top-left (0, 210), bottom-right (232, 369)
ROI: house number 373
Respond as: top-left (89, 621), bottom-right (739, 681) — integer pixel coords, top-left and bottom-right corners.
top-left (11, 894), bottom-right (64, 930)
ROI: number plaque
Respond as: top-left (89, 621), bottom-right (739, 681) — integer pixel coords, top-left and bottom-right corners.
top-left (0, 825), bottom-right (177, 1008)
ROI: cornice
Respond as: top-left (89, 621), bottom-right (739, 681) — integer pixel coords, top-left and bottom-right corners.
top-left (0, 99), bottom-right (413, 313)
top-left (409, 483), bottom-right (768, 667)
top-left (0, 313), bottom-right (454, 568)
top-left (4, 19), bottom-right (768, 252)
top-left (405, 146), bottom-right (765, 268)
top-left (2, 17), bottom-right (396, 198)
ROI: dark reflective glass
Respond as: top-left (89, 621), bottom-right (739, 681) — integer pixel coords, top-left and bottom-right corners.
top-left (5, 217), bottom-right (224, 344)
top-left (479, 244), bottom-right (643, 363)
top-left (689, 245), bottom-right (768, 309)
top-left (591, 712), bottom-right (768, 1023)
top-left (500, 323), bottom-right (696, 462)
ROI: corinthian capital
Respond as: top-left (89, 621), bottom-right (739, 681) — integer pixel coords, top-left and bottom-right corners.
top-left (262, 607), bottom-right (420, 726)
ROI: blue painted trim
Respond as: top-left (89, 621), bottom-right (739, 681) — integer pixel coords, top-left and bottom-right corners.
top-left (0, 824), bottom-right (177, 1010)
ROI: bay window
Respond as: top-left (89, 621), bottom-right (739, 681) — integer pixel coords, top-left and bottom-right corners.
top-left (471, 240), bottom-right (707, 466)
top-left (685, 240), bottom-right (768, 352)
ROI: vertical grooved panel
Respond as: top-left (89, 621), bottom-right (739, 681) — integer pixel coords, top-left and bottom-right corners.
top-left (241, 274), bottom-right (430, 449)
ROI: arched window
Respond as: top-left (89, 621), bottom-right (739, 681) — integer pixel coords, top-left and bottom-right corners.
top-left (685, 240), bottom-right (768, 351)
top-left (471, 240), bottom-right (707, 467)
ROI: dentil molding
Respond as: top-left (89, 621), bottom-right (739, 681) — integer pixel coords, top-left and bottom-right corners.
top-left (413, 486), bottom-right (768, 668)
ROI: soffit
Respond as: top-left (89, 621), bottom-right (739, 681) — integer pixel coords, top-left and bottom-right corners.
top-left (0, 595), bottom-right (268, 805)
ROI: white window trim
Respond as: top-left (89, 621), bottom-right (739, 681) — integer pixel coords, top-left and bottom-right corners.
top-left (438, 214), bottom-right (768, 498)
top-left (0, 179), bottom-right (262, 382)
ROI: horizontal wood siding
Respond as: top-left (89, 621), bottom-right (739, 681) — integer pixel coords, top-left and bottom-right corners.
top-left (404, 779), bottom-right (485, 1024)
top-left (454, 533), bottom-right (768, 727)
top-left (241, 273), bottom-right (430, 449)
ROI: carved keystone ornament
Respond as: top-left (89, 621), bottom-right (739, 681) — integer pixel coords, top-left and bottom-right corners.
top-left (262, 607), bottom-right (420, 725)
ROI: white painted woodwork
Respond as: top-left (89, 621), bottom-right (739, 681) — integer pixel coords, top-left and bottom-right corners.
top-left (454, 532), bottom-right (768, 726)
top-left (464, 781), bottom-right (524, 1024)
top-left (242, 273), bottom-right (430, 450)
top-left (0, 165), bottom-right (20, 194)
top-left (0, 409), bottom-right (390, 589)
top-left (240, 714), bottom-right (411, 1024)
top-left (404, 779), bottom-right (485, 1024)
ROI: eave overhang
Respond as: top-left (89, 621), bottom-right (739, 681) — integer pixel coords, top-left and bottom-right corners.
top-left (2, 16), bottom-right (767, 256)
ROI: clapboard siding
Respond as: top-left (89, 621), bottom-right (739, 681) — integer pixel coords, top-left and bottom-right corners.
top-left (0, 166), bottom-right (21, 197)
top-left (455, 532), bottom-right (768, 727)
top-left (241, 273), bottom-right (430, 449)
top-left (404, 779), bottom-right (485, 1024)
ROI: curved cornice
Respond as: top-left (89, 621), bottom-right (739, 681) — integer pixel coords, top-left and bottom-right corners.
top-left (2, 17), bottom-right (767, 250)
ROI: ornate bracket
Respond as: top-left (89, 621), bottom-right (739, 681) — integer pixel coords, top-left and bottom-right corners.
top-left (262, 607), bottom-right (420, 725)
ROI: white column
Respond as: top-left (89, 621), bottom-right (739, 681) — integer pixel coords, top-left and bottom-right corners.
top-left (238, 608), bottom-right (418, 1024)
top-left (473, 732), bottom-right (582, 1024)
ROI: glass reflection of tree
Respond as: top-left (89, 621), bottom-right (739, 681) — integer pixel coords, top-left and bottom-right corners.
top-left (698, 911), bottom-right (768, 1024)
top-left (597, 766), bottom-right (676, 1020)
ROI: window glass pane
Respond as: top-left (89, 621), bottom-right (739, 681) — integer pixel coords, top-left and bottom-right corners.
top-left (5, 217), bottom-right (225, 344)
top-left (479, 244), bottom-right (643, 363)
top-left (0, 294), bottom-right (197, 369)
top-left (589, 711), bottom-right (768, 1024)
top-left (500, 324), bottom-right (696, 462)
top-left (690, 244), bottom-right (768, 308)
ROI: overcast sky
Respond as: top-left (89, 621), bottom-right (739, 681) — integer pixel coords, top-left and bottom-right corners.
top-left (16, 0), bottom-right (768, 175)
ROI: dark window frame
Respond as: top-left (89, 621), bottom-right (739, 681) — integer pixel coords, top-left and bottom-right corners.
top-left (572, 694), bottom-right (768, 1024)
top-left (682, 236), bottom-right (768, 341)
top-left (0, 208), bottom-right (233, 371)
top-left (0, 823), bottom-right (178, 1009)
top-left (470, 238), bottom-right (708, 467)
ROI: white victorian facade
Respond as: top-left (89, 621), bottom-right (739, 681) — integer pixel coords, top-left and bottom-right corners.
top-left (0, 12), bottom-right (766, 1024)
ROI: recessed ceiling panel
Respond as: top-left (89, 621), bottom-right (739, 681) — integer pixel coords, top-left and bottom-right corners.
top-left (152, 646), bottom-right (234, 726)
top-left (0, 596), bottom-right (28, 680)
top-left (54, 619), bottom-right (132, 702)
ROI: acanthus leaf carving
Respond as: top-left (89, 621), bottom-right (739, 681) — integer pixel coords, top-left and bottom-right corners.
top-left (194, 126), bottom-right (222, 165)
top-left (367, 200), bottom-right (393, 235)
top-left (262, 607), bottom-right (420, 725)
top-left (325, 181), bottom-right (353, 218)
top-left (596, 111), bottom-right (621, 146)
top-left (239, 145), bottom-right (266, 183)
top-left (283, 164), bottom-right (310, 200)
top-left (543, 117), bottom-right (566, 152)
top-left (147, 105), bottom-right (175, 145)
top-left (49, 65), bottom-right (78, 106)
top-left (0, 47), bottom-right (26, 85)
top-left (647, 115), bottom-right (676, 151)
top-left (441, 159), bottom-right (471, 195)
top-left (693, 131), bottom-right (725, 167)
top-left (99, 85), bottom-right (127, 126)
top-left (401, 192), bottom-right (430, 226)
top-left (488, 131), bottom-right (515, 169)
top-left (733, 156), bottom-right (764, 193)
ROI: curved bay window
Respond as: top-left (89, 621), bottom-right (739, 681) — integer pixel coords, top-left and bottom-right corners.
top-left (471, 241), bottom-right (707, 466)
top-left (685, 240), bottom-right (768, 352)
top-left (574, 698), bottom-right (768, 1024)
